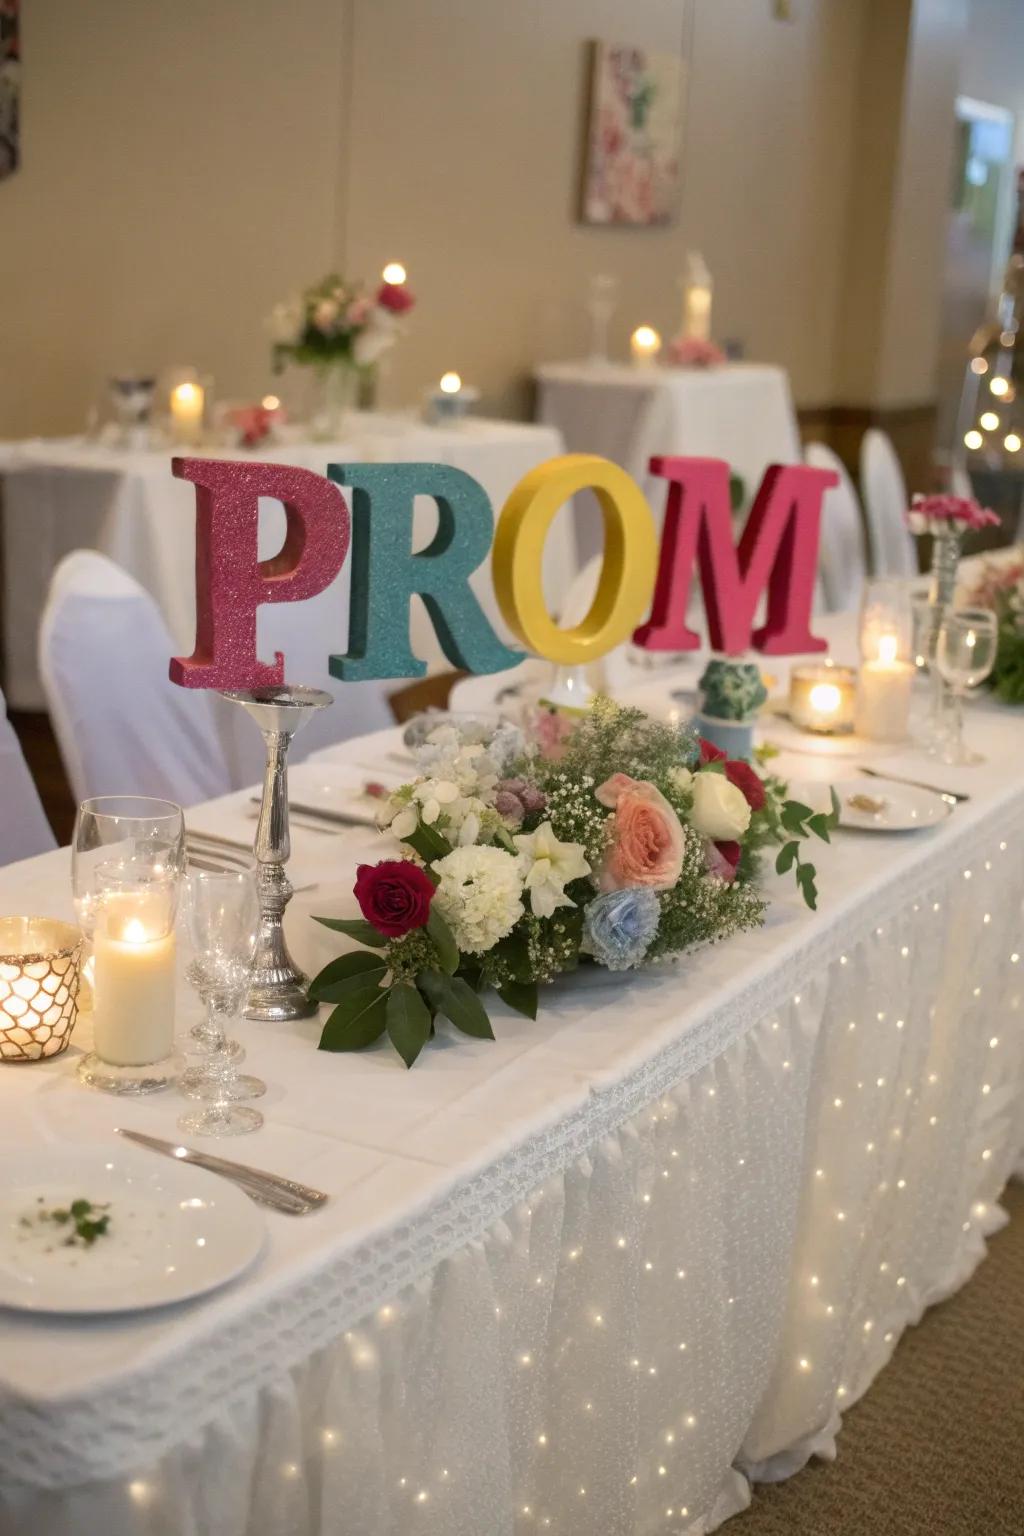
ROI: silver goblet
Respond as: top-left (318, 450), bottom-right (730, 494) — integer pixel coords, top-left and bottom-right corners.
top-left (221, 686), bottom-right (332, 1021)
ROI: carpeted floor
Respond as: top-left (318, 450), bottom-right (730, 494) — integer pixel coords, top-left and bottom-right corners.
top-left (739, 1180), bottom-right (1024, 1534)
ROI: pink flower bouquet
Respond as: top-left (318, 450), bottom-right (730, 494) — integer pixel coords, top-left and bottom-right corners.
top-left (906, 494), bottom-right (1000, 537)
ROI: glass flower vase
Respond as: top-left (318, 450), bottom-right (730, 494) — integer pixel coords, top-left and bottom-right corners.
top-left (921, 525), bottom-right (964, 750)
top-left (311, 360), bottom-right (357, 442)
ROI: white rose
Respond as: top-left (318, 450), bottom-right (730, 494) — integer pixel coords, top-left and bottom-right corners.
top-left (689, 771), bottom-right (751, 841)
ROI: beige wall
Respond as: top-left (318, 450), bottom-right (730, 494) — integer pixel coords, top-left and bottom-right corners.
top-left (1, 0), bottom-right (873, 437)
top-left (1, 0), bottom-right (1012, 438)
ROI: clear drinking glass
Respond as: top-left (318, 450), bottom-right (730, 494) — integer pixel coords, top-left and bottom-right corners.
top-left (72, 797), bottom-right (186, 945)
top-left (934, 607), bottom-right (998, 765)
top-left (178, 868), bottom-right (265, 1137)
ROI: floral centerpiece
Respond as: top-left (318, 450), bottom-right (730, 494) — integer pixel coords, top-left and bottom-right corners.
top-left (309, 702), bottom-right (836, 1067)
top-left (965, 554), bottom-right (1024, 704)
top-left (267, 271), bottom-right (415, 436)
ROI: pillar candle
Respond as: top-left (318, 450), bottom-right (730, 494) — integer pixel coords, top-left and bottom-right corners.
top-left (854, 635), bottom-right (914, 741)
top-left (92, 899), bottom-right (176, 1067)
top-left (170, 381), bottom-right (205, 446)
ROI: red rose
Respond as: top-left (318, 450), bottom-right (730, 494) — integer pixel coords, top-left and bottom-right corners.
top-left (354, 860), bottom-right (433, 937)
top-left (715, 840), bottom-right (741, 871)
top-left (723, 759), bottom-right (766, 811)
top-left (699, 737), bottom-right (727, 764)
top-left (376, 281), bottom-right (416, 315)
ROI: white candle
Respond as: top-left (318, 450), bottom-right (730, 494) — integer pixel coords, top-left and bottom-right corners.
top-left (170, 381), bottom-right (204, 445)
top-left (681, 252), bottom-right (713, 341)
top-left (92, 903), bottom-right (176, 1067)
top-left (855, 634), bottom-right (914, 741)
top-left (631, 325), bottom-right (662, 367)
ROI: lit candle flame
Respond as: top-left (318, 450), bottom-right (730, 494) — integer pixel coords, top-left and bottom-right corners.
top-left (439, 372), bottom-right (462, 394)
top-left (809, 682), bottom-right (841, 715)
top-left (261, 394), bottom-right (281, 411)
top-left (122, 918), bottom-right (149, 944)
top-left (632, 325), bottom-right (661, 353)
top-left (878, 634), bottom-right (898, 665)
top-left (381, 262), bottom-right (407, 285)
top-left (172, 382), bottom-right (200, 407)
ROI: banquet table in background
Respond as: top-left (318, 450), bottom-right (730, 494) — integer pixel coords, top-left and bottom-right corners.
top-left (1, 631), bottom-right (1023, 1536)
top-left (0, 415), bottom-right (567, 777)
top-left (535, 362), bottom-right (802, 562)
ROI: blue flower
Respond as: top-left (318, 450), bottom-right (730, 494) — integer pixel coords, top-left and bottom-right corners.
top-left (583, 887), bottom-right (661, 971)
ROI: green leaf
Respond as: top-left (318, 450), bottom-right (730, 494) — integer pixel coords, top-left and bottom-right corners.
top-left (796, 862), bottom-right (818, 911)
top-left (493, 931), bottom-right (533, 984)
top-left (318, 985), bottom-right (388, 1051)
top-left (828, 787), bottom-right (841, 828)
top-left (309, 950), bottom-right (388, 1001)
top-left (418, 971), bottom-right (495, 1040)
top-left (312, 915), bottom-right (386, 947)
top-left (775, 840), bottom-right (799, 875)
top-left (807, 813), bottom-right (831, 844)
top-left (401, 821), bottom-right (451, 863)
top-left (386, 983), bottom-right (433, 1069)
top-left (497, 978), bottom-right (538, 1019)
top-left (785, 800), bottom-right (814, 820)
top-left (427, 905), bottom-right (459, 974)
top-left (701, 759), bottom-right (726, 775)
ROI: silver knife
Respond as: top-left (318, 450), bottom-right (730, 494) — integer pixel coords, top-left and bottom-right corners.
top-left (857, 765), bottom-right (969, 803)
top-left (249, 795), bottom-right (371, 828)
top-left (116, 1128), bottom-right (328, 1211)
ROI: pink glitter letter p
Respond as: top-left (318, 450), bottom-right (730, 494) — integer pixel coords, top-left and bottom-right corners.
top-left (169, 458), bottom-right (350, 689)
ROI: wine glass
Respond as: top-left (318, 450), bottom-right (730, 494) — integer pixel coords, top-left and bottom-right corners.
top-left (934, 607), bottom-right (998, 765)
top-left (72, 796), bottom-right (185, 948)
top-left (178, 868), bottom-right (264, 1137)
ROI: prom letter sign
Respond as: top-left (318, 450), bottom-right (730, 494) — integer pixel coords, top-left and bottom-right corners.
top-left (168, 454), bottom-right (834, 691)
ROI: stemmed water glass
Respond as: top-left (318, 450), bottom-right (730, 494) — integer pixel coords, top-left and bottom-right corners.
top-left (178, 867), bottom-right (265, 1137)
top-left (934, 606), bottom-right (998, 765)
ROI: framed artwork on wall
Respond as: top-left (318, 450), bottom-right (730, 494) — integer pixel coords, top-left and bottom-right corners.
top-left (0, 0), bottom-right (19, 180)
top-left (580, 40), bottom-right (686, 226)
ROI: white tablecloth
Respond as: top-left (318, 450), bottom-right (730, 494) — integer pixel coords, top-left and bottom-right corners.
top-left (535, 362), bottom-right (802, 563)
top-left (0, 415), bottom-right (567, 736)
top-left (1, 629), bottom-right (1022, 1536)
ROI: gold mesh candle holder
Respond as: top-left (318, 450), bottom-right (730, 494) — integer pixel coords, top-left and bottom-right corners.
top-left (0, 918), bottom-right (82, 1062)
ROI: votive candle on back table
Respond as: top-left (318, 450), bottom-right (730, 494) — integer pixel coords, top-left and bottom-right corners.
top-left (788, 663), bottom-right (857, 734)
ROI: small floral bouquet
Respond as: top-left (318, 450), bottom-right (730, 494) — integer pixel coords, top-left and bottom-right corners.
top-left (906, 493), bottom-right (999, 536)
top-left (666, 335), bottom-right (726, 369)
top-left (268, 271), bottom-right (415, 373)
top-left (309, 702), bottom-right (836, 1068)
top-left (966, 556), bottom-right (1024, 704)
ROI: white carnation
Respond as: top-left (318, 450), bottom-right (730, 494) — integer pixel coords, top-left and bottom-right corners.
top-left (433, 845), bottom-right (524, 954)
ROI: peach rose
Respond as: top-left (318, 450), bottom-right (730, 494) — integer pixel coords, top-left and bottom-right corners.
top-left (595, 773), bottom-right (686, 892)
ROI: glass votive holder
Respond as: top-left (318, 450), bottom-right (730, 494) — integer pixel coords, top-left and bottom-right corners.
top-left (78, 865), bottom-right (182, 1095)
top-left (788, 663), bottom-right (857, 735)
top-left (0, 919), bottom-right (83, 1063)
top-left (855, 597), bottom-right (915, 743)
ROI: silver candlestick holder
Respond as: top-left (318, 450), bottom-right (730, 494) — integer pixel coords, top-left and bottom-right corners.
top-left (222, 686), bottom-right (333, 1022)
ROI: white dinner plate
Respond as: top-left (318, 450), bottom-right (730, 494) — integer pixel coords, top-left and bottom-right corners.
top-left (286, 761), bottom-right (406, 825)
top-left (0, 1145), bottom-right (266, 1314)
top-left (833, 777), bottom-right (954, 832)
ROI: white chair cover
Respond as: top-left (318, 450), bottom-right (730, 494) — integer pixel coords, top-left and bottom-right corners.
top-left (804, 443), bottom-right (868, 613)
top-left (38, 552), bottom-right (233, 808)
top-left (0, 684), bottom-right (55, 865)
top-left (860, 429), bottom-right (917, 577)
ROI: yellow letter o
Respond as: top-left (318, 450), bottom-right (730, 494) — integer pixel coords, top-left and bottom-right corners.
top-left (492, 454), bottom-right (658, 664)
